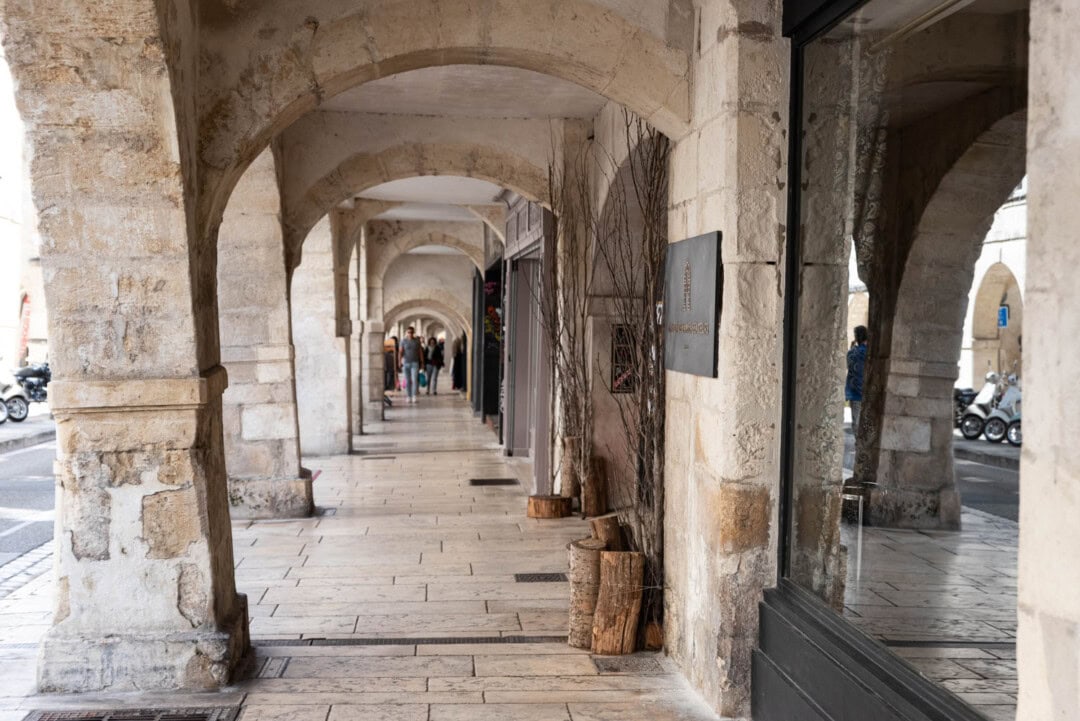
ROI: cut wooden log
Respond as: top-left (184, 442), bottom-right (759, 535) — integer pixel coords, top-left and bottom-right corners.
top-left (567, 537), bottom-right (607, 649)
top-left (527, 495), bottom-right (572, 519)
top-left (581, 457), bottom-right (608, 518)
top-left (559, 436), bottom-right (581, 499)
top-left (592, 550), bottom-right (645, 655)
top-left (589, 514), bottom-right (625, 551)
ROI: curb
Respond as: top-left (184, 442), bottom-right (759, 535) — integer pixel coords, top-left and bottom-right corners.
top-left (0, 427), bottom-right (56, 455)
top-left (954, 445), bottom-right (1019, 471)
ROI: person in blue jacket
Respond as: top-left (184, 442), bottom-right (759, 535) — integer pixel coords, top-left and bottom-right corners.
top-left (846, 325), bottom-right (868, 434)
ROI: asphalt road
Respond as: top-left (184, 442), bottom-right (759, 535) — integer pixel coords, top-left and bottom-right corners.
top-left (0, 441), bottom-right (56, 565)
top-left (953, 458), bottom-right (1020, 522)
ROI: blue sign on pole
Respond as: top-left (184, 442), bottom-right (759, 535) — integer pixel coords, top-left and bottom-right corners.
top-left (998, 305), bottom-right (1009, 328)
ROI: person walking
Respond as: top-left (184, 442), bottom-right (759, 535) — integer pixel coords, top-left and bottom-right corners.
top-left (399, 326), bottom-right (425, 404)
top-left (425, 337), bottom-right (444, 395)
top-left (846, 325), bottom-right (868, 434)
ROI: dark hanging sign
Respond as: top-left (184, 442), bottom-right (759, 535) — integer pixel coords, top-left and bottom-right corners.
top-left (662, 231), bottom-right (723, 377)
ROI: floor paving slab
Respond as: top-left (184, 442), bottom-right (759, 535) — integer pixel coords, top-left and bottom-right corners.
top-left (0, 396), bottom-right (717, 721)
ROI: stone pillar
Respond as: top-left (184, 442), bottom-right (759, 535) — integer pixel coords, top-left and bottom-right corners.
top-left (292, 217), bottom-right (352, 456)
top-left (5, 0), bottom-right (248, 690)
top-left (870, 360), bottom-right (961, 529)
top-left (218, 149), bottom-right (312, 519)
top-left (362, 320), bottom-right (387, 420)
top-left (1019, 0), bottom-right (1080, 716)
top-left (659, 1), bottom-right (786, 715)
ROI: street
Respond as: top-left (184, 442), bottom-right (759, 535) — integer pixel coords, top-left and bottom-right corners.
top-left (953, 458), bottom-right (1020, 522)
top-left (0, 441), bottom-right (55, 565)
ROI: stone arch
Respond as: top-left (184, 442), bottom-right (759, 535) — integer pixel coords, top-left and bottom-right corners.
top-left (384, 299), bottom-right (469, 339)
top-left (872, 110), bottom-right (1027, 528)
top-left (198, 0), bottom-right (693, 234)
top-left (285, 144), bottom-right (547, 261)
top-left (370, 226), bottom-right (484, 284)
top-left (971, 262), bottom-right (1023, 380)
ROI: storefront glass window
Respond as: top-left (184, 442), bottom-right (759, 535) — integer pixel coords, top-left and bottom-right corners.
top-left (785, 0), bottom-right (1027, 716)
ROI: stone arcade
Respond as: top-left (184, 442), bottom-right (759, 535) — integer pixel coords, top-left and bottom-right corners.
top-left (0, 0), bottom-right (1076, 719)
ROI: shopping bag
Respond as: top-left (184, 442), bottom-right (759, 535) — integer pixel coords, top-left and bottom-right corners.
top-left (419, 370), bottom-right (428, 388)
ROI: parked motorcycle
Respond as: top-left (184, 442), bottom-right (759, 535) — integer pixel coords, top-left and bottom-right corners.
top-left (960, 372), bottom-right (1000, 440)
top-left (983, 374), bottom-right (1021, 443)
top-left (953, 387), bottom-right (977, 428)
top-left (0, 392), bottom-right (7, 424)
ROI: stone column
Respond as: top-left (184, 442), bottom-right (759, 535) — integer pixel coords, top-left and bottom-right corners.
top-left (218, 149), bottom-right (312, 519)
top-left (362, 320), bottom-right (387, 420)
top-left (1019, 0), bottom-right (1080, 716)
top-left (870, 359), bottom-right (962, 529)
top-left (659, 2), bottom-right (786, 715)
top-left (292, 217), bottom-right (352, 456)
top-left (5, 0), bottom-right (248, 690)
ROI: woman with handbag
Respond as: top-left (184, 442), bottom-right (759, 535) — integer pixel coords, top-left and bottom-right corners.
top-left (425, 337), bottom-right (445, 395)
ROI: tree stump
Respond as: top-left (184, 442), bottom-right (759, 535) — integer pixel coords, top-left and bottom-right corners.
top-left (592, 551), bottom-right (645, 655)
top-left (559, 436), bottom-right (581, 499)
top-left (581, 457), bottom-right (607, 518)
top-left (567, 537), bottom-right (607, 649)
top-left (590, 514), bottom-right (625, 551)
top-left (527, 495), bottom-right (572, 519)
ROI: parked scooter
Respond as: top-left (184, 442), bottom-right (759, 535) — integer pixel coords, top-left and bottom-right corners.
top-left (6, 362), bottom-right (49, 421)
top-left (960, 372), bottom-right (1000, 440)
top-left (983, 374), bottom-right (1021, 443)
top-left (953, 387), bottom-right (977, 428)
top-left (1006, 413), bottom-right (1022, 447)
top-left (0, 369), bottom-right (29, 422)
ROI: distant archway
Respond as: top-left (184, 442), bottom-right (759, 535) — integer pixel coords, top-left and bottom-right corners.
top-left (972, 262), bottom-right (1023, 382)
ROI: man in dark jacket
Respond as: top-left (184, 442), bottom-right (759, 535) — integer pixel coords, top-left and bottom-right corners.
top-left (846, 325), bottom-right (868, 434)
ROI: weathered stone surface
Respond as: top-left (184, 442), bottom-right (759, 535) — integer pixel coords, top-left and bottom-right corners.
top-left (178, 563), bottom-right (209, 627)
top-left (143, 488), bottom-right (201, 559)
top-left (711, 483), bottom-right (772, 554)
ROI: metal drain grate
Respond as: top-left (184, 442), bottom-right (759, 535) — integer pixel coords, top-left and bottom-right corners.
top-left (254, 635), bottom-right (567, 647)
top-left (23, 708), bottom-right (239, 721)
top-left (256, 656), bottom-right (291, 679)
top-left (360, 455), bottom-right (397, 461)
top-left (469, 478), bottom-right (519, 486)
top-left (514, 573), bottom-right (568, 583)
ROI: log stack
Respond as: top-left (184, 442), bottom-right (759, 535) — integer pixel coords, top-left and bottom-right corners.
top-left (567, 538), bottom-right (607, 648)
top-left (591, 550), bottom-right (645, 655)
top-left (565, 516), bottom-right (645, 655)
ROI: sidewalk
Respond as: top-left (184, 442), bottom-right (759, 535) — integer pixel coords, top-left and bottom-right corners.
top-left (951, 434), bottom-right (1019, 471)
top-left (0, 411), bottom-right (55, 455)
top-left (0, 395), bottom-right (719, 721)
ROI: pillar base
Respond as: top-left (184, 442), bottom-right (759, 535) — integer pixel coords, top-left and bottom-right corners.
top-left (227, 474), bottom-right (314, 519)
top-left (868, 485), bottom-right (961, 530)
top-left (38, 595), bottom-right (250, 692)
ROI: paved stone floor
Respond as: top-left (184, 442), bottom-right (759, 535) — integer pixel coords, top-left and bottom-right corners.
top-left (0, 394), bottom-right (720, 721)
top-left (842, 509), bottom-right (1018, 720)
